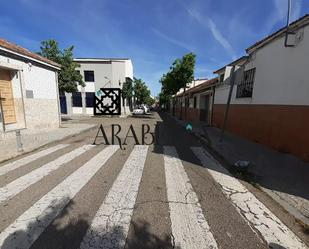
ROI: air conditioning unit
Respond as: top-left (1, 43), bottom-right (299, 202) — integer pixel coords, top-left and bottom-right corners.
top-left (285, 31), bottom-right (296, 47)
top-left (233, 66), bottom-right (244, 85)
top-left (223, 66), bottom-right (233, 85)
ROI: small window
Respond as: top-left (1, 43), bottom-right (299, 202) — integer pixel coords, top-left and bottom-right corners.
top-left (236, 68), bottom-right (256, 98)
top-left (84, 70), bottom-right (95, 82)
top-left (219, 74), bottom-right (225, 83)
top-left (86, 92), bottom-right (95, 107)
top-left (193, 96), bottom-right (197, 108)
top-left (72, 92), bottom-right (82, 107)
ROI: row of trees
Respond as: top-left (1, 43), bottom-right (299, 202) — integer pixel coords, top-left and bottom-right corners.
top-left (38, 39), bottom-right (154, 106)
top-left (122, 77), bottom-right (155, 107)
top-left (159, 53), bottom-right (196, 110)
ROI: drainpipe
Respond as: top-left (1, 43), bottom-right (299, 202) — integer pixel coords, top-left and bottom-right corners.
top-left (0, 91), bottom-right (5, 132)
top-left (55, 71), bottom-right (62, 127)
top-left (18, 70), bottom-right (27, 130)
top-left (210, 85), bottom-right (216, 126)
top-left (284, 0), bottom-right (293, 47)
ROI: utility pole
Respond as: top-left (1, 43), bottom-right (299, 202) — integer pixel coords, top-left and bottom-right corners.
top-left (219, 66), bottom-right (236, 142)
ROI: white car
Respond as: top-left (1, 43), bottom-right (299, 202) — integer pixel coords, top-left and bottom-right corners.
top-left (141, 105), bottom-right (149, 114)
top-left (132, 107), bottom-right (145, 115)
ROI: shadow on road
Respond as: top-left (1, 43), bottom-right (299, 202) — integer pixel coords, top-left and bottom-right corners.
top-left (1, 196), bottom-right (178, 249)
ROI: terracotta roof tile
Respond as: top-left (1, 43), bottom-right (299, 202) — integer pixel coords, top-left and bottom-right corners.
top-left (0, 38), bottom-right (61, 68)
top-left (177, 78), bottom-right (218, 97)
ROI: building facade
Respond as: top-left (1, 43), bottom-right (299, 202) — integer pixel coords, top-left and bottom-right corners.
top-left (0, 39), bottom-right (61, 138)
top-left (61, 58), bottom-right (133, 116)
top-left (171, 78), bottom-right (217, 124)
top-left (212, 15), bottom-right (309, 160)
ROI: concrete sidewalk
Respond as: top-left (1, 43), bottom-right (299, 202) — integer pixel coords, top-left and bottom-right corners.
top-left (168, 113), bottom-right (309, 227)
top-left (0, 122), bottom-right (97, 163)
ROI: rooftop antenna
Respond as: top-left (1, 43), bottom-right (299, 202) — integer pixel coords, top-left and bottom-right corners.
top-left (287, 0), bottom-right (291, 27)
top-left (284, 0), bottom-right (295, 47)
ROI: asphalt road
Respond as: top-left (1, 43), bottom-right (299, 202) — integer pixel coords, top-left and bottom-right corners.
top-left (0, 112), bottom-right (307, 249)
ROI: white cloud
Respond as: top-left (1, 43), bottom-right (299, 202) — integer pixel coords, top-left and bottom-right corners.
top-left (185, 8), bottom-right (236, 60)
top-left (273, 0), bottom-right (301, 21)
top-left (273, 0), bottom-right (287, 19)
top-left (206, 19), bottom-right (236, 60)
top-left (266, 0), bottom-right (302, 33)
top-left (152, 28), bottom-right (194, 51)
top-left (290, 0), bottom-right (302, 21)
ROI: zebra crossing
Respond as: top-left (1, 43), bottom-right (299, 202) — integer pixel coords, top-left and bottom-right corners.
top-left (0, 145), bottom-right (94, 204)
top-left (0, 144), bottom-right (69, 176)
top-left (80, 145), bottom-right (148, 249)
top-left (163, 146), bottom-right (218, 249)
top-left (0, 143), bottom-right (307, 249)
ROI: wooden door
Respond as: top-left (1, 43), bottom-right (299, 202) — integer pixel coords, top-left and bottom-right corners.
top-left (0, 69), bottom-right (16, 124)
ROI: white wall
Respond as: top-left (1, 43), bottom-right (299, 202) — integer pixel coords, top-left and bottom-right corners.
top-left (0, 54), bottom-right (59, 132)
top-left (74, 59), bottom-right (134, 115)
top-left (214, 25), bottom-right (309, 106)
top-left (0, 56), bottom-right (58, 100)
top-left (76, 59), bottom-right (133, 92)
top-left (77, 62), bottom-right (112, 92)
top-left (125, 60), bottom-right (133, 80)
top-left (111, 61), bottom-right (126, 89)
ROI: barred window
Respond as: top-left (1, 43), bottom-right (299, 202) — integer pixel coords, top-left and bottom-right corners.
top-left (236, 68), bottom-right (256, 98)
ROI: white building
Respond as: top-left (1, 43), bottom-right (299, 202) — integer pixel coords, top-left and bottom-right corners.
top-left (0, 38), bottom-right (61, 138)
top-left (62, 58), bottom-right (133, 116)
top-left (212, 14), bottom-right (309, 160)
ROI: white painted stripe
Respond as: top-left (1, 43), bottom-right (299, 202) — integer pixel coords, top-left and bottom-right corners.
top-left (0, 144), bottom-right (94, 204)
top-left (0, 144), bottom-right (69, 176)
top-left (0, 145), bottom-right (119, 249)
top-left (191, 147), bottom-right (307, 249)
top-left (80, 145), bottom-right (149, 249)
top-left (163, 146), bottom-right (218, 249)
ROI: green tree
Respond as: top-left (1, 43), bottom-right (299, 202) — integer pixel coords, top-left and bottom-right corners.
top-left (133, 77), bottom-right (151, 105)
top-left (122, 77), bottom-right (134, 112)
top-left (159, 53), bottom-right (196, 115)
top-left (38, 39), bottom-right (84, 93)
top-left (145, 95), bottom-right (155, 106)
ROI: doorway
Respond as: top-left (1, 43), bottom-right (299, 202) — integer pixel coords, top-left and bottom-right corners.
top-left (199, 94), bottom-right (211, 124)
top-left (0, 69), bottom-right (16, 124)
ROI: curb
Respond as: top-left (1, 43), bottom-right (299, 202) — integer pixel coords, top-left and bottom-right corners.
top-left (0, 124), bottom-right (98, 164)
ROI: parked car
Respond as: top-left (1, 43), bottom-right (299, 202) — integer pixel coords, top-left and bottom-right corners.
top-left (133, 106), bottom-right (145, 115)
top-left (132, 104), bottom-right (149, 115)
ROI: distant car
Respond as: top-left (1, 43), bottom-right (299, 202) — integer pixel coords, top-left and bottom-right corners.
top-left (132, 104), bottom-right (150, 115)
top-left (132, 106), bottom-right (145, 115)
top-left (142, 105), bottom-right (149, 114)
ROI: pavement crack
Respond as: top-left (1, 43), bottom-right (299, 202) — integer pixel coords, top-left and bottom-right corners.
top-left (170, 232), bottom-right (176, 249)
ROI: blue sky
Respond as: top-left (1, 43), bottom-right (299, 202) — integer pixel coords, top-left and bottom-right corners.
top-left (1, 0), bottom-right (308, 95)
